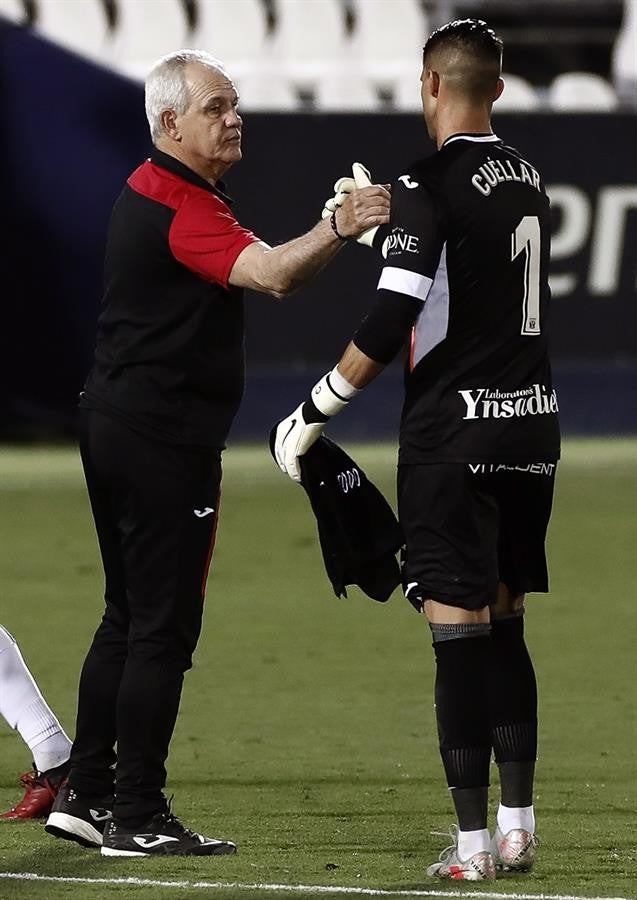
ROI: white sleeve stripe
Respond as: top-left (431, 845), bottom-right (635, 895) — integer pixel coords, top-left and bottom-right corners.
top-left (377, 266), bottom-right (433, 301)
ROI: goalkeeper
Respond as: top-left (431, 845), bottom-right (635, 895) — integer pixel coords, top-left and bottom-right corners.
top-left (275, 19), bottom-right (560, 883)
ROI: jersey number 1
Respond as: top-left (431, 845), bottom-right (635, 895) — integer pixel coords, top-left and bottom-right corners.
top-left (511, 216), bottom-right (541, 335)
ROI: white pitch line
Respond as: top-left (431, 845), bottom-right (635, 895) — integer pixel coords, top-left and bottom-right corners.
top-left (0, 873), bottom-right (633, 900)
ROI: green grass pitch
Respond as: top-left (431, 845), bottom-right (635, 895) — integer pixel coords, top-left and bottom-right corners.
top-left (0, 440), bottom-right (635, 900)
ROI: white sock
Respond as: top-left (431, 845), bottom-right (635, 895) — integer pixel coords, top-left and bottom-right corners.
top-left (457, 827), bottom-right (491, 859)
top-left (0, 625), bottom-right (71, 772)
top-left (30, 725), bottom-right (72, 773)
top-left (497, 802), bottom-right (535, 834)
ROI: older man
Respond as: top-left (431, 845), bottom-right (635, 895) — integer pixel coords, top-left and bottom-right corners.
top-left (45, 49), bottom-right (389, 858)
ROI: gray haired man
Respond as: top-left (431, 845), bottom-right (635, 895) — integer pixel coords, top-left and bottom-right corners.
top-left (45, 49), bottom-right (389, 858)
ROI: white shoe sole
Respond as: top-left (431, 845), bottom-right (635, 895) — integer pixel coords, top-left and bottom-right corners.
top-left (101, 846), bottom-right (148, 857)
top-left (45, 812), bottom-right (103, 847)
top-left (427, 866), bottom-right (494, 881)
top-left (101, 841), bottom-right (237, 857)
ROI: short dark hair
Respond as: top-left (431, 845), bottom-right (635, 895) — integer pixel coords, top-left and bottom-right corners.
top-left (423, 18), bottom-right (503, 68)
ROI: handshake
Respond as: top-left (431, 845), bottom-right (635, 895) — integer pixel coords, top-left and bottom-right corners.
top-left (322, 163), bottom-right (390, 247)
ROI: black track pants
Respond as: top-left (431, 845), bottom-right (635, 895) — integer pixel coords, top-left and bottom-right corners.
top-left (70, 410), bottom-right (221, 823)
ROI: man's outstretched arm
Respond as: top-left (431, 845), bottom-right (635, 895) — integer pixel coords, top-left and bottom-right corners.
top-left (228, 184), bottom-right (390, 299)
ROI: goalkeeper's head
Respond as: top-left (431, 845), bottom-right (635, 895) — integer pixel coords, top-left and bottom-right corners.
top-left (420, 19), bottom-right (504, 142)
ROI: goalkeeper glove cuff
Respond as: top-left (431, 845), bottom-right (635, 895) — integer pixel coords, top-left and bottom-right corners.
top-left (310, 366), bottom-right (360, 418)
top-left (274, 367), bottom-right (359, 482)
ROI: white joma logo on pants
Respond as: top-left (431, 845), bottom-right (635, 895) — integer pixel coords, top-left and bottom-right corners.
top-left (194, 507), bottom-right (215, 518)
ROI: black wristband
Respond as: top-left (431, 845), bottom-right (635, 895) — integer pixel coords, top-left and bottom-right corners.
top-left (330, 209), bottom-right (349, 242)
top-left (302, 396), bottom-right (329, 424)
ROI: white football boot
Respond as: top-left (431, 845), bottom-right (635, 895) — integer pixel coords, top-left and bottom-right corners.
top-left (491, 825), bottom-right (538, 871)
top-left (427, 827), bottom-right (496, 881)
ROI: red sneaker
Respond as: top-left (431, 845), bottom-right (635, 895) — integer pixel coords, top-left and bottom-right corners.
top-left (1, 766), bottom-right (67, 820)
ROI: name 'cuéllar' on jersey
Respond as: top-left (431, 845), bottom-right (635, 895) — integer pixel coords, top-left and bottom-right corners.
top-left (375, 132), bottom-right (561, 465)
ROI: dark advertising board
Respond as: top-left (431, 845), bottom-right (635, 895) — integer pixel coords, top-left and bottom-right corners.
top-left (230, 112), bottom-right (637, 364)
top-left (1, 24), bottom-right (635, 435)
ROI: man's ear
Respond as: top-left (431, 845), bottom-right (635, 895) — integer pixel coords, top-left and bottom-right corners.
top-left (160, 109), bottom-right (181, 141)
top-left (494, 77), bottom-right (505, 102)
top-left (429, 69), bottom-right (441, 99)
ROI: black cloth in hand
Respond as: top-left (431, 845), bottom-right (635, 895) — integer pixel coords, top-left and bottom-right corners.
top-left (269, 429), bottom-right (403, 602)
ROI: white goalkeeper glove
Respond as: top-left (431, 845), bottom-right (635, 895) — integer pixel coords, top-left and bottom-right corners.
top-left (321, 162), bottom-right (379, 248)
top-left (274, 366), bottom-right (360, 482)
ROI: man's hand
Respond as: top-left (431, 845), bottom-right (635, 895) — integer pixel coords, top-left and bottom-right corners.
top-left (273, 366), bottom-right (360, 482)
top-left (322, 163), bottom-right (390, 244)
top-left (322, 162), bottom-right (373, 218)
top-left (273, 402), bottom-right (327, 482)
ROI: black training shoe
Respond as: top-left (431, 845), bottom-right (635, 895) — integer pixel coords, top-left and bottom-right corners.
top-left (45, 781), bottom-right (113, 848)
top-left (101, 810), bottom-right (237, 857)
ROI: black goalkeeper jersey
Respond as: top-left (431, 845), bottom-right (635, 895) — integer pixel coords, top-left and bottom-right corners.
top-left (374, 132), bottom-right (560, 465)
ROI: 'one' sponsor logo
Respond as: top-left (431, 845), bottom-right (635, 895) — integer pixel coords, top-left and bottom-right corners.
top-left (385, 228), bottom-right (420, 255)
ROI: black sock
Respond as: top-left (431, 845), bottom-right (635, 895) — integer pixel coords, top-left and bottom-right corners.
top-left (433, 633), bottom-right (492, 831)
top-left (498, 761), bottom-right (535, 809)
top-left (451, 787), bottom-right (490, 832)
top-left (490, 616), bottom-right (537, 807)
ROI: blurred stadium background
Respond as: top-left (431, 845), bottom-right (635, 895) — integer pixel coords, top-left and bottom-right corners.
top-left (0, 3), bottom-right (636, 897)
top-left (0, 0), bottom-right (635, 440)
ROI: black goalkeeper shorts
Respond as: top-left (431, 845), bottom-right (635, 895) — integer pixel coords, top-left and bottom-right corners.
top-left (398, 461), bottom-right (557, 611)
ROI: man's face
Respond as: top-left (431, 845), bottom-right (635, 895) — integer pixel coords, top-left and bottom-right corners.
top-left (174, 64), bottom-right (242, 178)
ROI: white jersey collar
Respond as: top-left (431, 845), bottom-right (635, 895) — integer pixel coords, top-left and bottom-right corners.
top-left (442, 133), bottom-right (501, 147)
